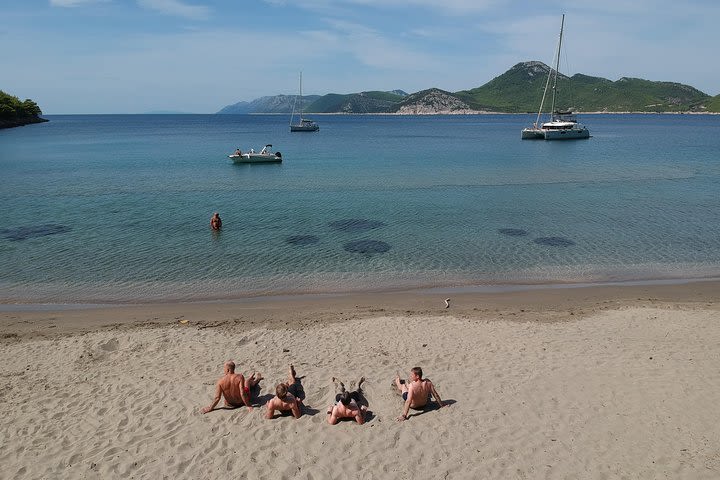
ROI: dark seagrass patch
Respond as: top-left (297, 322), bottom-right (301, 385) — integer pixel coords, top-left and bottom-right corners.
top-left (498, 228), bottom-right (529, 237)
top-left (343, 240), bottom-right (391, 255)
top-left (0, 224), bottom-right (72, 241)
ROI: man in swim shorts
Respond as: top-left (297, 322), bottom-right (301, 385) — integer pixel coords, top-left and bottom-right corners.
top-left (327, 376), bottom-right (367, 425)
top-left (265, 364), bottom-right (304, 419)
top-left (394, 366), bottom-right (446, 421)
top-left (200, 361), bottom-right (262, 414)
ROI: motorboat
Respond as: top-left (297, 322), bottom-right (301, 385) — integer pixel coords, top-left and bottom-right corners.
top-left (521, 15), bottom-right (590, 140)
top-left (228, 144), bottom-right (282, 163)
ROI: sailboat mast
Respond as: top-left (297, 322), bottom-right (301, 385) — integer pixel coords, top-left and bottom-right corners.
top-left (549, 14), bottom-right (565, 116)
top-left (299, 71), bottom-right (303, 118)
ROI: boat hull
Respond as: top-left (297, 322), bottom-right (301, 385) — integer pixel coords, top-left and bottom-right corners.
top-left (228, 154), bottom-right (282, 164)
top-left (290, 124), bottom-right (319, 132)
top-left (521, 128), bottom-right (545, 140)
top-left (521, 127), bottom-right (590, 140)
top-left (542, 127), bottom-right (590, 140)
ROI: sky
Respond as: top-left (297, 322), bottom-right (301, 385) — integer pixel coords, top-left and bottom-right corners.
top-left (1, 0), bottom-right (718, 113)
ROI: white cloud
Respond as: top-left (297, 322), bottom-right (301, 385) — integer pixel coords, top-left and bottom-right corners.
top-left (347, 0), bottom-right (501, 14)
top-left (136, 0), bottom-right (210, 20)
top-left (49, 0), bottom-right (109, 6)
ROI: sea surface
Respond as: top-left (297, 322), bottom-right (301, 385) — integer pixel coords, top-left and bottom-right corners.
top-left (1, 113), bottom-right (719, 303)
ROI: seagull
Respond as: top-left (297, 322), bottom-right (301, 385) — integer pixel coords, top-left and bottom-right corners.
top-left (444, 298), bottom-right (450, 309)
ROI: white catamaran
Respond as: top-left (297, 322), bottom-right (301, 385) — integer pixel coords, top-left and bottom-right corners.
top-left (290, 72), bottom-right (319, 132)
top-left (522, 14), bottom-right (590, 140)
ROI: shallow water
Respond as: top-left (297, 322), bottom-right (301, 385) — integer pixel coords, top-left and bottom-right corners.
top-left (1, 113), bottom-right (719, 302)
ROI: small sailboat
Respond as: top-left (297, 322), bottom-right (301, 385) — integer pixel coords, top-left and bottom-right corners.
top-left (522, 15), bottom-right (590, 140)
top-left (290, 71), bottom-right (319, 132)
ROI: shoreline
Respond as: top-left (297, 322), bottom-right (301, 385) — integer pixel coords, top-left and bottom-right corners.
top-left (0, 116), bottom-right (49, 129)
top-left (2, 275), bottom-right (719, 310)
top-left (2, 278), bottom-right (717, 340)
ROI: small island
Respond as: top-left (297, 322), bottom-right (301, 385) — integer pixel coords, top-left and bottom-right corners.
top-left (0, 90), bottom-right (48, 129)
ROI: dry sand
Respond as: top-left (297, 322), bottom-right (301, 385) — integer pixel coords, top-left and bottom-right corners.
top-left (1, 281), bottom-right (719, 479)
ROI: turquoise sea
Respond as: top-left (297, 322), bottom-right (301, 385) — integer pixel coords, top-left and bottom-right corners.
top-left (1, 114), bottom-right (719, 303)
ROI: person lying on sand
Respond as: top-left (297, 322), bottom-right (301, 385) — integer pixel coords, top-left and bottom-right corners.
top-left (200, 361), bottom-right (262, 414)
top-left (394, 366), bottom-right (446, 422)
top-left (265, 364), bottom-right (305, 419)
top-left (327, 376), bottom-right (367, 425)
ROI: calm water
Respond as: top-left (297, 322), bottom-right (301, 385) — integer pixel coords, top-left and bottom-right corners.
top-left (1, 114), bottom-right (719, 303)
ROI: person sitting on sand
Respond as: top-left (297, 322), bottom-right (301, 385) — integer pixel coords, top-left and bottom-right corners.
top-left (210, 212), bottom-right (222, 231)
top-left (327, 376), bottom-right (367, 425)
top-left (265, 364), bottom-right (305, 419)
top-left (200, 361), bottom-right (262, 414)
top-left (394, 366), bottom-right (446, 422)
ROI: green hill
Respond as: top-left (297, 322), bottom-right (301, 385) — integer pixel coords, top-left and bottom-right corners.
top-left (0, 90), bottom-right (48, 129)
top-left (457, 62), bottom-right (711, 113)
top-left (705, 94), bottom-right (720, 113)
top-left (217, 63), bottom-right (715, 114)
top-left (306, 91), bottom-right (405, 113)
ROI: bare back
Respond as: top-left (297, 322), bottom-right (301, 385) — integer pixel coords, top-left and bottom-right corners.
top-left (407, 379), bottom-right (433, 408)
top-left (218, 373), bottom-right (246, 407)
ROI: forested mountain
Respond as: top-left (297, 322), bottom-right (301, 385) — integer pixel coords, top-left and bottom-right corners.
top-left (456, 62), bottom-right (712, 113)
top-left (217, 62), bottom-right (718, 114)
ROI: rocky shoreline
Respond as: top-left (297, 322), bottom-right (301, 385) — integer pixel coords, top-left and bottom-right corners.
top-left (0, 116), bottom-right (49, 129)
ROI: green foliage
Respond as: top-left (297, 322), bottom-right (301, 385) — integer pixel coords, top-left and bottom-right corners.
top-left (216, 66), bottom-right (715, 114)
top-left (457, 62), bottom-right (711, 113)
top-left (0, 90), bottom-right (43, 119)
top-left (306, 91), bottom-right (404, 113)
top-left (705, 94), bottom-right (720, 113)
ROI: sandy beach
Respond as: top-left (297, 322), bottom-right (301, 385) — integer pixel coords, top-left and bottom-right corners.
top-left (1, 281), bottom-right (719, 479)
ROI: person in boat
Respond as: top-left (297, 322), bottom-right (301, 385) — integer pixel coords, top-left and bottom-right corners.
top-left (327, 376), bottom-right (367, 425)
top-left (394, 366), bottom-right (446, 421)
top-left (234, 148), bottom-right (242, 156)
top-left (210, 212), bottom-right (222, 231)
top-left (265, 364), bottom-right (305, 419)
top-left (200, 361), bottom-right (263, 413)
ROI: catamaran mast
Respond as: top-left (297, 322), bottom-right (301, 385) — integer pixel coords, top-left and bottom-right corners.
top-left (549, 14), bottom-right (565, 116)
top-left (533, 15), bottom-right (564, 128)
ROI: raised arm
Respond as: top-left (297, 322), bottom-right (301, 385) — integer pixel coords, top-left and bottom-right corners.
top-left (291, 397), bottom-right (302, 419)
top-left (201, 381), bottom-right (223, 414)
top-left (327, 405), bottom-right (339, 425)
top-left (354, 405), bottom-right (366, 425)
top-left (429, 381), bottom-right (445, 407)
top-left (265, 398), bottom-right (276, 419)
top-left (398, 387), bottom-right (414, 421)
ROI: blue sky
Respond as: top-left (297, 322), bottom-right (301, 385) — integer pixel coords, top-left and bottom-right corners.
top-left (2, 0), bottom-right (718, 113)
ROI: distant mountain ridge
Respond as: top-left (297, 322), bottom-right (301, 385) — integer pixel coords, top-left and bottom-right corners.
top-left (217, 62), bottom-right (718, 114)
